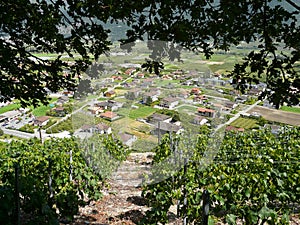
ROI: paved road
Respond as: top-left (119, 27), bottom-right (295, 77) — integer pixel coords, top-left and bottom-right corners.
top-left (2, 128), bottom-right (36, 139)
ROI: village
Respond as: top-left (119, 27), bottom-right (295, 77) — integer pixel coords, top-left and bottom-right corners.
top-left (1, 58), bottom-right (292, 150)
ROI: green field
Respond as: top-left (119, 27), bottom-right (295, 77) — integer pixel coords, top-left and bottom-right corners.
top-left (31, 98), bottom-right (58, 117)
top-left (280, 106), bottom-right (300, 114)
top-left (176, 105), bottom-right (198, 114)
top-left (230, 117), bottom-right (258, 129)
top-left (118, 106), bottom-right (157, 119)
top-left (154, 79), bottom-right (180, 87)
top-left (0, 103), bottom-right (21, 114)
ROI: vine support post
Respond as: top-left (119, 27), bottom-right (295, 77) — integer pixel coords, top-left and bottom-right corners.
top-left (158, 121), bottom-right (161, 144)
top-left (38, 124), bottom-right (43, 143)
top-left (69, 150), bottom-right (73, 181)
top-left (183, 158), bottom-right (188, 225)
top-left (48, 157), bottom-right (53, 200)
top-left (202, 189), bottom-right (210, 225)
top-left (14, 163), bottom-right (20, 225)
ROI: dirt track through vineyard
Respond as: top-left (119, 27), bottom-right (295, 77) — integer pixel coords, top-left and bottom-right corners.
top-left (71, 152), bottom-right (164, 225)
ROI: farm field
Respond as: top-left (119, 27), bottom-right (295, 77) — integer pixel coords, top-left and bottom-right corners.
top-left (117, 106), bottom-right (157, 120)
top-left (111, 117), bottom-right (155, 139)
top-left (249, 106), bottom-right (300, 126)
top-left (230, 117), bottom-right (258, 129)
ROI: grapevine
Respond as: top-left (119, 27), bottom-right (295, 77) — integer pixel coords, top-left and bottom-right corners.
top-left (0, 135), bottom-right (128, 224)
top-left (142, 127), bottom-right (300, 224)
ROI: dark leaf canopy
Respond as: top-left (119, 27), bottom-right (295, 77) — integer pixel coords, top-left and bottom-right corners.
top-left (0, 0), bottom-right (299, 107)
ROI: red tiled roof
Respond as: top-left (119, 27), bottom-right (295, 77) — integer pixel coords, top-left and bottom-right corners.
top-left (100, 111), bottom-right (117, 119)
top-left (198, 107), bottom-right (215, 113)
top-left (35, 116), bottom-right (50, 122)
top-left (226, 126), bottom-right (245, 132)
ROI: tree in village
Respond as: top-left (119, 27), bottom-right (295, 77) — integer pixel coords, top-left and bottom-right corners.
top-left (0, 0), bottom-right (299, 108)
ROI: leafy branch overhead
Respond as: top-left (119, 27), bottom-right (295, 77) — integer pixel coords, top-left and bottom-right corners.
top-left (0, 0), bottom-right (299, 107)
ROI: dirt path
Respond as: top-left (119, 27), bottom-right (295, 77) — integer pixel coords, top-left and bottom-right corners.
top-left (72, 152), bottom-right (154, 225)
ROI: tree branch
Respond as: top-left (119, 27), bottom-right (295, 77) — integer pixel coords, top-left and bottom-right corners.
top-left (285, 0), bottom-right (300, 12)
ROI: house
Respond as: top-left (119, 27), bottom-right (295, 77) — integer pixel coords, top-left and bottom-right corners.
top-left (159, 97), bottom-right (179, 109)
top-left (57, 96), bottom-right (69, 105)
top-left (53, 107), bottom-right (66, 117)
top-left (126, 88), bottom-right (141, 100)
top-left (111, 75), bottom-right (123, 81)
top-left (104, 90), bottom-right (116, 98)
top-left (100, 111), bottom-right (119, 121)
top-left (224, 102), bottom-right (237, 110)
top-left (125, 68), bottom-right (136, 75)
top-left (152, 121), bottom-right (182, 136)
top-left (213, 103), bottom-right (224, 111)
top-left (80, 124), bottom-right (94, 133)
top-left (141, 78), bottom-right (154, 88)
top-left (247, 88), bottom-right (261, 96)
top-left (194, 95), bottom-right (208, 104)
top-left (235, 96), bottom-right (248, 103)
top-left (107, 100), bottom-right (123, 111)
top-left (95, 101), bottom-right (108, 109)
top-left (192, 116), bottom-right (208, 126)
top-left (88, 106), bottom-right (103, 115)
top-left (94, 100), bottom-right (123, 111)
top-left (178, 89), bottom-right (190, 99)
top-left (190, 88), bottom-right (201, 95)
top-left (136, 73), bottom-right (145, 79)
top-left (263, 100), bottom-right (276, 109)
top-left (147, 113), bottom-right (172, 124)
top-left (162, 74), bottom-right (172, 80)
top-left (95, 123), bottom-right (112, 134)
top-left (197, 107), bottom-right (216, 118)
top-left (80, 123), bottom-right (112, 134)
top-left (34, 116), bottom-right (50, 126)
top-left (225, 126), bottom-right (245, 132)
top-left (62, 90), bottom-right (74, 97)
top-left (118, 133), bottom-right (137, 147)
top-left (142, 91), bottom-right (159, 105)
top-left (182, 80), bottom-right (193, 86)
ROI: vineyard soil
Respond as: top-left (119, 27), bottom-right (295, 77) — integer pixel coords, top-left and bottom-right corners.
top-left (71, 152), bottom-right (184, 225)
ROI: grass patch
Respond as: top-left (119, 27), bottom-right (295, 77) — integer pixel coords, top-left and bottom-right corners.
top-left (154, 79), bottom-right (180, 87)
top-left (118, 106), bottom-right (157, 119)
top-left (0, 103), bottom-right (21, 114)
top-left (30, 98), bottom-right (57, 117)
top-left (32, 105), bottom-right (51, 117)
top-left (230, 117), bottom-right (258, 129)
top-left (176, 105), bottom-right (198, 114)
top-left (280, 106), bottom-right (300, 114)
top-left (31, 98), bottom-right (58, 117)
